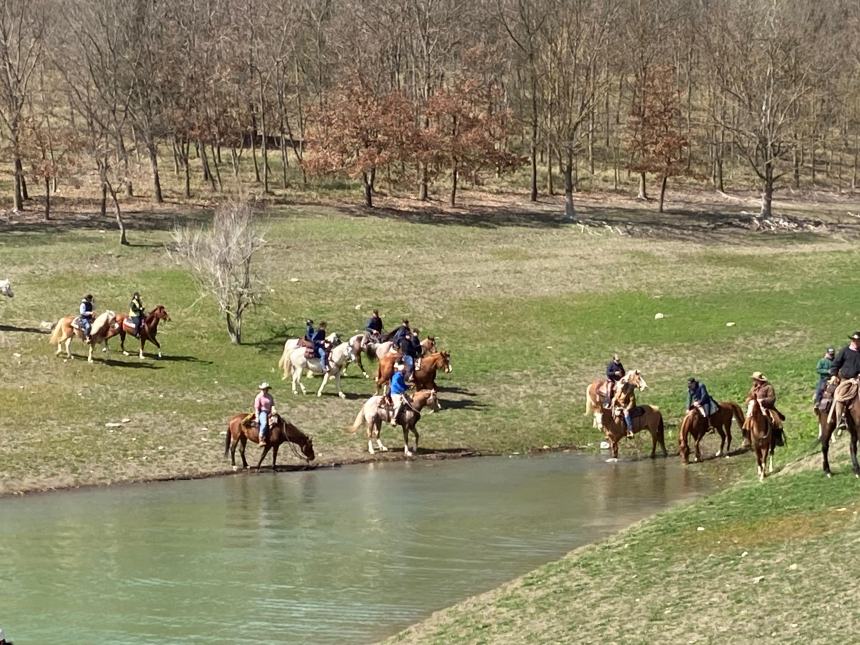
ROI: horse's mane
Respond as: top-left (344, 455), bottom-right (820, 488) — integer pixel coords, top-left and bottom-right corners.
top-left (91, 310), bottom-right (115, 335)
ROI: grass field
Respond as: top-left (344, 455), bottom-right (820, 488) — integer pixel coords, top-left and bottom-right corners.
top-left (1, 188), bottom-right (859, 496)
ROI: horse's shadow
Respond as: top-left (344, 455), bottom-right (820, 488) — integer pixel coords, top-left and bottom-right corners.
top-left (155, 354), bottom-right (212, 364)
top-left (437, 398), bottom-right (487, 411)
top-left (100, 358), bottom-right (164, 369)
top-left (0, 323), bottom-right (49, 334)
top-left (685, 445), bottom-right (750, 464)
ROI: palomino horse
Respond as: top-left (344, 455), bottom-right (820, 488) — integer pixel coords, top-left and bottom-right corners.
top-left (585, 370), bottom-right (648, 428)
top-left (0, 279), bottom-right (13, 298)
top-left (831, 380), bottom-right (860, 478)
top-left (349, 389), bottom-right (441, 456)
top-left (277, 331), bottom-right (339, 379)
top-left (109, 305), bottom-right (171, 359)
top-left (598, 405), bottom-right (666, 461)
top-left (285, 341), bottom-right (353, 398)
top-left (746, 401), bottom-right (779, 481)
top-left (678, 401), bottom-right (745, 464)
top-left (226, 412), bottom-right (315, 471)
top-left (49, 310), bottom-right (118, 363)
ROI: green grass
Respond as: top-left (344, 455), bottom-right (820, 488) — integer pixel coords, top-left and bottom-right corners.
top-left (0, 202), bottom-right (858, 495)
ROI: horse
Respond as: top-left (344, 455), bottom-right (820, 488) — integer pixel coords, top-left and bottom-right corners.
top-left (413, 351), bottom-right (452, 392)
top-left (585, 370), bottom-right (648, 428)
top-left (830, 379), bottom-right (860, 478)
top-left (285, 340), bottom-right (353, 398)
top-left (598, 404), bottom-right (666, 461)
top-left (746, 400), bottom-right (780, 481)
top-left (108, 305), bottom-right (171, 359)
top-left (277, 331), bottom-right (339, 380)
top-left (49, 310), bottom-right (118, 363)
top-left (349, 389), bottom-right (441, 456)
top-left (225, 412), bottom-right (315, 471)
top-left (678, 401), bottom-right (745, 464)
top-left (0, 279), bottom-right (13, 298)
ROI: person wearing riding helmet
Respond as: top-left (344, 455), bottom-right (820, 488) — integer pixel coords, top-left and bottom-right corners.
top-left (254, 382), bottom-right (274, 445)
top-left (686, 377), bottom-right (717, 426)
top-left (365, 309), bottom-right (384, 340)
top-left (312, 321), bottom-right (330, 373)
top-left (128, 291), bottom-right (145, 337)
top-left (79, 294), bottom-right (95, 341)
top-left (392, 319), bottom-right (411, 345)
top-left (304, 319), bottom-right (315, 342)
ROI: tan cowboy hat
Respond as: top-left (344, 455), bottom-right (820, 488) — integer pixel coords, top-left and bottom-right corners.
top-left (751, 371), bottom-right (768, 382)
top-left (258, 382), bottom-right (271, 390)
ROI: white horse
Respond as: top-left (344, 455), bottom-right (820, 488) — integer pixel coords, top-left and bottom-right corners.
top-left (287, 341), bottom-right (353, 398)
top-left (0, 279), bottom-right (13, 298)
top-left (277, 331), bottom-right (339, 380)
top-left (49, 310), bottom-right (117, 363)
top-left (350, 394), bottom-right (391, 454)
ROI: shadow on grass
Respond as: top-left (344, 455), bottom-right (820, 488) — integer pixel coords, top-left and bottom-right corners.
top-left (155, 354), bottom-right (212, 364)
top-left (438, 398), bottom-right (488, 411)
top-left (0, 323), bottom-right (49, 334)
top-left (101, 357), bottom-right (164, 369)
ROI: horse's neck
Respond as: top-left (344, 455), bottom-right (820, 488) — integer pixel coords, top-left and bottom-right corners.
top-left (412, 393), bottom-right (432, 410)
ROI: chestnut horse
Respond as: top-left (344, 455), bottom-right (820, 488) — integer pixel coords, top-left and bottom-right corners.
top-left (349, 389), bottom-right (441, 456)
top-left (585, 370), bottom-right (648, 428)
top-left (678, 401), bottom-right (745, 464)
top-left (225, 412), bottom-right (315, 471)
top-left (746, 401), bottom-right (779, 481)
top-left (375, 350), bottom-right (452, 395)
top-left (109, 305), bottom-right (171, 359)
top-left (49, 310), bottom-right (118, 363)
top-left (598, 404), bottom-right (666, 461)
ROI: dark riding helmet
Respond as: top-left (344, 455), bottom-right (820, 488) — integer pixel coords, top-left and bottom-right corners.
top-left (84, 294), bottom-right (93, 301)
top-left (687, 377), bottom-right (698, 387)
top-left (133, 291), bottom-right (140, 298)
top-left (306, 319), bottom-right (313, 325)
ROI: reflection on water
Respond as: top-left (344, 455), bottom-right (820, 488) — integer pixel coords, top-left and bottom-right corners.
top-left (0, 453), bottom-right (713, 644)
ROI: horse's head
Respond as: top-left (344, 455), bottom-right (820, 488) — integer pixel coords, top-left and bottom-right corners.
top-left (439, 351), bottom-right (452, 373)
top-left (0, 279), bottom-right (13, 298)
top-left (622, 370), bottom-right (646, 391)
top-left (152, 305), bottom-right (171, 322)
top-left (302, 435), bottom-right (315, 462)
top-left (427, 389), bottom-right (442, 412)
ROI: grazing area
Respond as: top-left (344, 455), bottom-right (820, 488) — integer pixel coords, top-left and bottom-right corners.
top-left (1, 189), bottom-right (859, 496)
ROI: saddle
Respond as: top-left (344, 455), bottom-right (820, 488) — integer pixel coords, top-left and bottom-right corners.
top-left (71, 316), bottom-right (82, 330)
top-left (304, 347), bottom-right (315, 359)
top-left (629, 405), bottom-right (646, 419)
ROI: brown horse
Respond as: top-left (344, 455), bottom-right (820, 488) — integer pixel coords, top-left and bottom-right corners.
top-left (585, 370), bottom-right (648, 428)
top-left (678, 401), bottom-right (745, 464)
top-left (831, 380), bottom-right (860, 478)
top-left (225, 412), bottom-right (315, 471)
top-left (746, 401), bottom-right (779, 481)
top-left (413, 351), bottom-right (451, 391)
top-left (375, 351), bottom-right (403, 394)
top-left (109, 305), bottom-right (171, 359)
top-left (598, 404), bottom-right (666, 461)
top-left (49, 310), bottom-right (118, 363)
top-left (349, 389), bottom-right (441, 456)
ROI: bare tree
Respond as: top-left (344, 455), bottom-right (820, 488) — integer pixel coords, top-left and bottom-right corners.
top-left (169, 200), bottom-right (266, 344)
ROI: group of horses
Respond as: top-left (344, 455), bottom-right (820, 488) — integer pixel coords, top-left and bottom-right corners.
top-left (585, 370), bottom-right (780, 481)
top-left (48, 305), bottom-right (171, 363)
top-left (226, 327), bottom-right (454, 470)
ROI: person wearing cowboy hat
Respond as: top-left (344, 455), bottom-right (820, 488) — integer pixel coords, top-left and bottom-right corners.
top-left (254, 382), bottom-right (274, 445)
top-left (830, 332), bottom-right (860, 381)
top-left (814, 347), bottom-right (836, 406)
top-left (743, 371), bottom-right (785, 437)
top-left (389, 361), bottom-right (410, 426)
top-left (79, 293), bottom-right (95, 341)
top-left (604, 353), bottom-right (626, 408)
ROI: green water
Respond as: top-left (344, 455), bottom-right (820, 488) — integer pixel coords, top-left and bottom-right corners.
top-left (0, 453), bottom-right (714, 643)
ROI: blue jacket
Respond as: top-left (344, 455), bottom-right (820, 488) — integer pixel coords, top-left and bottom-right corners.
top-left (686, 383), bottom-right (713, 410)
top-left (392, 325), bottom-right (410, 345)
top-left (606, 360), bottom-right (625, 382)
top-left (80, 300), bottom-right (93, 319)
top-left (391, 371), bottom-right (408, 395)
top-left (305, 323), bottom-right (315, 341)
top-left (311, 328), bottom-right (326, 344)
top-left (398, 337), bottom-right (417, 358)
top-left (366, 315), bottom-right (383, 333)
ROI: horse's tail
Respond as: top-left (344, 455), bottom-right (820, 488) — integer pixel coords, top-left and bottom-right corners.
top-left (49, 319), bottom-right (64, 345)
top-left (277, 350), bottom-right (286, 377)
top-left (584, 384), bottom-right (595, 416)
top-left (348, 406), bottom-right (365, 434)
top-left (729, 402), bottom-right (745, 428)
top-left (658, 412), bottom-right (666, 443)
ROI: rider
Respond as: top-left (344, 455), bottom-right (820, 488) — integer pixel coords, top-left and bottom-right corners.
top-left (365, 308), bottom-right (384, 340)
top-left (686, 377), bottom-right (716, 427)
top-left (398, 333), bottom-right (417, 381)
top-left (254, 382), bottom-right (274, 445)
top-left (830, 332), bottom-right (860, 381)
top-left (743, 371), bottom-right (784, 443)
top-left (411, 327), bottom-right (424, 371)
top-left (389, 361), bottom-right (409, 426)
top-left (79, 294), bottom-right (95, 341)
top-left (605, 353), bottom-right (626, 408)
top-left (814, 347), bottom-right (835, 406)
top-left (312, 320), bottom-right (330, 373)
top-left (304, 319), bottom-right (315, 343)
top-left (392, 319), bottom-right (411, 345)
top-left (128, 291), bottom-right (145, 337)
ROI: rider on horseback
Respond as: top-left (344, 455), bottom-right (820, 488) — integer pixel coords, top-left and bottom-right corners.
top-left (79, 294), bottom-right (95, 341)
top-left (830, 332), bottom-right (860, 381)
top-left (254, 382), bottom-right (274, 445)
top-left (365, 308), bottom-right (384, 341)
top-left (398, 333), bottom-right (417, 381)
top-left (128, 291), bottom-right (145, 337)
top-left (743, 372), bottom-right (785, 444)
top-left (814, 347), bottom-right (835, 406)
top-left (304, 319), bottom-right (315, 342)
top-left (389, 361), bottom-right (409, 426)
top-left (392, 319), bottom-right (411, 345)
top-left (686, 377), bottom-right (717, 427)
top-left (312, 321), bottom-right (330, 373)
top-left (605, 353), bottom-right (625, 408)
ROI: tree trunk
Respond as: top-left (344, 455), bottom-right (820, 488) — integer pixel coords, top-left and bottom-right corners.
top-left (250, 112), bottom-right (261, 183)
top-left (563, 153), bottom-right (575, 222)
top-left (12, 156), bottom-right (23, 211)
top-left (362, 171), bottom-right (374, 207)
top-left (637, 172), bottom-right (648, 200)
top-left (547, 141), bottom-right (554, 195)
top-left (148, 143), bottom-right (164, 203)
top-left (259, 83), bottom-right (270, 194)
top-left (210, 144), bottom-right (223, 191)
top-left (44, 177), bottom-right (51, 220)
top-left (451, 162), bottom-right (458, 207)
top-left (227, 313), bottom-right (241, 344)
top-left (529, 81), bottom-right (538, 202)
top-left (760, 160), bottom-right (774, 219)
top-left (418, 163), bottom-right (428, 201)
top-left (658, 175), bottom-right (668, 213)
top-left (106, 181), bottom-right (129, 246)
top-left (15, 157), bottom-right (28, 201)
top-left (200, 143), bottom-right (216, 191)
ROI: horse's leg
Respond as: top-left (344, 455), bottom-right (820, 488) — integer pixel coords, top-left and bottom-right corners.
top-left (150, 335), bottom-right (162, 359)
top-left (64, 337), bottom-right (72, 359)
top-left (356, 351), bottom-right (368, 378)
top-left (413, 427), bottom-right (419, 455)
top-left (649, 427), bottom-right (657, 458)
top-left (229, 436), bottom-right (239, 470)
top-left (271, 445), bottom-right (279, 472)
top-left (375, 419), bottom-right (388, 452)
top-left (403, 424), bottom-right (412, 457)
top-left (139, 337), bottom-right (146, 360)
top-left (240, 437), bottom-right (248, 469)
top-left (694, 434), bottom-right (703, 463)
top-left (821, 421), bottom-right (833, 477)
top-left (256, 445), bottom-right (271, 471)
top-left (724, 421), bottom-right (733, 455)
top-left (121, 329), bottom-right (130, 356)
top-left (316, 372), bottom-right (329, 397)
top-left (87, 343), bottom-right (94, 364)
top-left (335, 371), bottom-right (345, 399)
top-left (849, 423), bottom-right (860, 478)
top-left (715, 427), bottom-right (726, 457)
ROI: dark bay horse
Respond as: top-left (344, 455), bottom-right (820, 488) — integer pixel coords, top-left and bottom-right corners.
top-left (678, 401), bottom-right (745, 464)
top-left (110, 305), bottom-right (171, 359)
top-left (598, 405), bottom-right (667, 461)
top-left (226, 413), bottom-right (315, 471)
top-left (746, 402), bottom-right (778, 481)
top-left (831, 381), bottom-right (860, 478)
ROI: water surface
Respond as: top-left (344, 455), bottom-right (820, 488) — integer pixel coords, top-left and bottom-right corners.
top-left (0, 453), bottom-right (713, 643)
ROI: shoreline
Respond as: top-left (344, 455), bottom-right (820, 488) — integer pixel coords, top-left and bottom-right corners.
top-left (0, 443), bottom-right (589, 500)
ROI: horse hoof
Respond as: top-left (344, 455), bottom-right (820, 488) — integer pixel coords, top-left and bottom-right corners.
top-left (338, 393), bottom-right (346, 399)
top-left (232, 466), bottom-right (238, 472)
top-left (605, 457), bottom-right (618, 463)
top-left (101, 347), bottom-right (108, 353)
top-left (122, 351), bottom-right (130, 356)
top-left (380, 447), bottom-right (388, 452)
top-left (157, 352), bottom-right (162, 359)
top-left (825, 472), bottom-right (832, 478)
